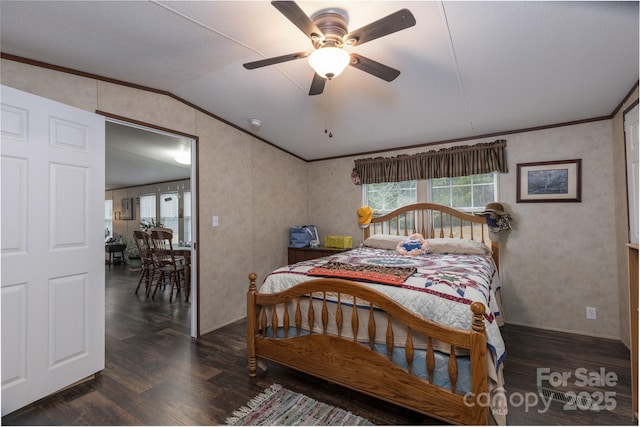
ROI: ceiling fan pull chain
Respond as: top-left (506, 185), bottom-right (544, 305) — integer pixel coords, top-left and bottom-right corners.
top-left (328, 83), bottom-right (333, 137)
top-left (323, 82), bottom-right (333, 137)
top-left (324, 109), bottom-right (328, 135)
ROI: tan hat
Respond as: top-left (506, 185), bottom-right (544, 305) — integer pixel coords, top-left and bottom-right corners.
top-left (475, 202), bottom-right (507, 216)
top-left (357, 206), bottom-right (373, 225)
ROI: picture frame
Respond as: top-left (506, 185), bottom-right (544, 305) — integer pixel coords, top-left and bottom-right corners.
top-left (120, 198), bottom-right (134, 220)
top-left (516, 159), bottom-right (582, 203)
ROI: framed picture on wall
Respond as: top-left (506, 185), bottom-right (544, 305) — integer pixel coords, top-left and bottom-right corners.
top-left (120, 198), bottom-right (134, 220)
top-left (516, 159), bottom-right (582, 203)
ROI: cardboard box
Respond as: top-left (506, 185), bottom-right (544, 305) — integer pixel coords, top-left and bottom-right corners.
top-left (324, 235), bottom-right (353, 249)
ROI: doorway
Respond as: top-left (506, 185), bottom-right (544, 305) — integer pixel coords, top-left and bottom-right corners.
top-left (104, 118), bottom-right (198, 337)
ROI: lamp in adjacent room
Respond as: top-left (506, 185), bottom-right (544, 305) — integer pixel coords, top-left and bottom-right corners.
top-left (174, 153), bottom-right (191, 165)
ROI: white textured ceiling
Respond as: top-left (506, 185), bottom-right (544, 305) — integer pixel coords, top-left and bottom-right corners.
top-left (1, 1), bottom-right (638, 187)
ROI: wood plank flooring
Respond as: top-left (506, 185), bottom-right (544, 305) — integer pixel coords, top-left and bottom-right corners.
top-left (2, 265), bottom-right (635, 425)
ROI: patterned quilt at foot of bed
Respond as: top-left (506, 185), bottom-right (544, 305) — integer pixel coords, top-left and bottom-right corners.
top-left (261, 247), bottom-right (506, 367)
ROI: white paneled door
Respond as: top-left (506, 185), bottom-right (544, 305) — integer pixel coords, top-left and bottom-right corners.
top-left (1, 85), bottom-right (105, 415)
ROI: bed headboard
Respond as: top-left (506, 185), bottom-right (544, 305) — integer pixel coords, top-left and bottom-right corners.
top-left (363, 203), bottom-right (499, 269)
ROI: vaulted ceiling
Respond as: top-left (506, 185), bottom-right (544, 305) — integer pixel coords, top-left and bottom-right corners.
top-left (1, 1), bottom-right (638, 187)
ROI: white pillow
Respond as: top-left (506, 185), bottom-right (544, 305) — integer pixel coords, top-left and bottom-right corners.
top-left (363, 234), bottom-right (406, 250)
top-left (427, 238), bottom-right (491, 255)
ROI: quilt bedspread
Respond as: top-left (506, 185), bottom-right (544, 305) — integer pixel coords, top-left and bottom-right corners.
top-left (260, 247), bottom-right (506, 366)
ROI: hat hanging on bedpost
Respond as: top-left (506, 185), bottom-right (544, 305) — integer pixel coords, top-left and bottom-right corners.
top-left (357, 206), bottom-right (372, 229)
top-left (475, 202), bottom-right (512, 241)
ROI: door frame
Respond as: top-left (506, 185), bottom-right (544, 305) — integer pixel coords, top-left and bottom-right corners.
top-left (624, 101), bottom-right (639, 245)
top-left (100, 112), bottom-right (200, 337)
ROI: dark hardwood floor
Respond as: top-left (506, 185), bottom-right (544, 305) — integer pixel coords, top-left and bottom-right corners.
top-left (2, 265), bottom-right (635, 425)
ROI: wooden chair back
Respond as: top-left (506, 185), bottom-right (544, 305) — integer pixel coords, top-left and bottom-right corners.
top-left (149, 229), bottom-right (178, 268)
top-left (149, 229), bottom-right (186, 303)
top-left (132, 230), bottom-right (153, 264)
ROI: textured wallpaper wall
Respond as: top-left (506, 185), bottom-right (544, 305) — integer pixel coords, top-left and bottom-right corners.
top-left (612, 86), bottom-right (639, 347)
top-left (2, 58), bottom-right (633, 341)
top-left (309, 121), bottom-right (624, 339)
top-left (1, 59), bottom-right (308, 335)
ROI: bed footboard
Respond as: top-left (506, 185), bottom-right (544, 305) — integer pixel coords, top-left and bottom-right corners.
top-left (246, 273), bottom-right (490, 425)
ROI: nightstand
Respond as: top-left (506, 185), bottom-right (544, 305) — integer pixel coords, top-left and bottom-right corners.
top-left (288, 246), bottom-right (349, 264)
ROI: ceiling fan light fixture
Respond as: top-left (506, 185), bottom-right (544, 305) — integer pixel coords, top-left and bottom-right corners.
top-left (308, 47), bottom-right (350, 79)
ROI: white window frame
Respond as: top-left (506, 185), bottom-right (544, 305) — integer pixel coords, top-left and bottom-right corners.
top-left (183, 191), bottom-right (191, 244)
top-left (160, 192), bottom-right (179, 243)
top-left (363, 173), bottom-right (498, 214)
top-left (140, 194), bottom-right (157, 226)
top-left (362, 181), bottom-right (418, 216)
top-left (104, 199), bottom-right (113, 240)
top-left (427, 172), bottom-right (498, 213)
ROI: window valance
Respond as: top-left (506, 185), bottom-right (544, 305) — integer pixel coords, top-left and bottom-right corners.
top-left (353, 139), bottom-right (507, 184)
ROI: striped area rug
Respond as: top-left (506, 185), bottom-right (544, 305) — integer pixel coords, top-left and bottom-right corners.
top-left (225, 384), bottom-right (373, 426)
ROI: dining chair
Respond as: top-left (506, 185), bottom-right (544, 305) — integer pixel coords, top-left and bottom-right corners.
top-left (149, 229), bottom-right (186, 303)
top-left (132, 230), bottom-right (156, 297)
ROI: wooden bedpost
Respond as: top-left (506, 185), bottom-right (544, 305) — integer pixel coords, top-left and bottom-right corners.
top-left (469, 302), bottom-right (489, 425)
top-left (470, 302), bottom-right (486, 333)
top-left (247, 273), bottom-right (258, 377)
top-left (491, 241), bottom-right (499, 270)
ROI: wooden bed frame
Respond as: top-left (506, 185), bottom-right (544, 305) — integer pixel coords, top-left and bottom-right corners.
top-left (364, 202), bottom-right (499, 269)
top-left (246, 203), bottom-right (499, 425)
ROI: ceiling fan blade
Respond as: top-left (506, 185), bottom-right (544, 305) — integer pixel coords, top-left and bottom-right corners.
top-left (309, 73), bottom-right (326, 96)
top-left (344, 9), bottom-right (416, 46)
top-left (243, 52), bottom-right (309, 70)
top-left (349, 53), bottom-right (401, 82)
top-left (271, 1), bottom-right (325, 43)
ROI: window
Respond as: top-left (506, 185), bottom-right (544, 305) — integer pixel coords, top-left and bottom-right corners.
top-left (139, 190), bottom-right (189, 243)
top-left (430, 173), bottom-right (497, 213)
top-left (104, 199), bottom-right (113, 240)
top-left (363, 181), bottom-right (417, 215)
top-left (183, 191), bottom-right (191, 244)
top-left (140, 194), bottom-right (156, 226)
top-left (363, 173), bottom-right (497, 214)
top-left (160, 193), bottom-right (179, 242)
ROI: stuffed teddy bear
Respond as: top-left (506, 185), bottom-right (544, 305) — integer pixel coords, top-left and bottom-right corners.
top-left (396, 233), bottom-right (429, 256)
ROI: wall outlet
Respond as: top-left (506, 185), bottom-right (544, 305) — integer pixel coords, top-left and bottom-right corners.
top-left (586, 306), bottom-right (597, 320)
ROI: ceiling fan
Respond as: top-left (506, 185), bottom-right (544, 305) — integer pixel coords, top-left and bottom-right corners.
top-left (243, 1), bottom-right (416, 96)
